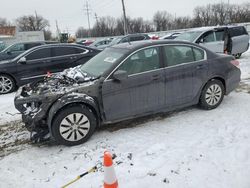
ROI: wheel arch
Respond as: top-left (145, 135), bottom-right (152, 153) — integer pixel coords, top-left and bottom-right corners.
top-left (0, 72), bottom-right (17, 86)
top-left (47, 93), bottom-right (100, 138)
top-left (196, 76), bottom-right (226, 103)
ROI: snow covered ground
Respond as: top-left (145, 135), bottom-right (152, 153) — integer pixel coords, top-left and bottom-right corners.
top-left (0, 49), bottom-right (250, 188)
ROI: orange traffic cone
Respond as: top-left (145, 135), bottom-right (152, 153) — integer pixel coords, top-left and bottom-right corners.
top-left (103, 151), bottom-right (118, 188)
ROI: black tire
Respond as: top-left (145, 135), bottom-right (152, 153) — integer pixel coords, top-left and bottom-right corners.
top-left (234, 53), bottom-right (242, 59)
top-left (199, 79), bottom-right (225, 110)
top-left (51, 104), bottom-right (97, 146)
top-left (0, 74), bottom-right (16, 94)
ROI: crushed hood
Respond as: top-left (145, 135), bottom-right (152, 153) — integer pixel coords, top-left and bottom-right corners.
top-left (24, 66), bottom-right (97, 96)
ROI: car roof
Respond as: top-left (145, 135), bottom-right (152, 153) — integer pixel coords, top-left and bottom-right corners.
top-left (188, 25), bottom-right (245, 32)
top-left (110, 39), bottom-right (205, 51)
top-left (27, 43), bottom-right (92, 50)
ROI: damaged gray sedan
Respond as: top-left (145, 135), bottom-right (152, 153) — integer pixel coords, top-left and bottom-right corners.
top-left (14, 40), bottom-right (241, 146)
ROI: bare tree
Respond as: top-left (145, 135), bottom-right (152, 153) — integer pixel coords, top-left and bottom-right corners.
top-left (44, 30), bottom-right (52, 40)
top-left (0, 18), bottom-right (8, 26)
top-left (75, 27), bottom-right (89, 38)
top-left (76, 2), bottom-right (250, 38)
top-left (16, 14), bottom-right (49, 31)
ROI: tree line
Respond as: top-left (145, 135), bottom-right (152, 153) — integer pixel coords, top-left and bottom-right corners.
top-left (76, 2), bottom-right (250, 38)
top-left (0, 2), bottom-right (249, 40)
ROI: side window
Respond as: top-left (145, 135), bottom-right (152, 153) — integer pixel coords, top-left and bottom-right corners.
top-left (75, 47), bottom-right (86, 54)
top-left (117, 47), bottom-right (160, 75)
top-left (164, 45), bottom-right (195, 67)
top-left (52, 47), bottom-right (85, 57)
top-left (203, 31), bottom-right (215, 43)
top-left (26, 48), bottom-right (51, 61)
top-left (193, 48), bottom-right (205, 61)
top-left (8, 43), bottom-right (25, 52)
top-left (120, 37), bottom-right (129, 43)
top-left (229, 26), bottom-right (248, 37)
top-left (215, 31), bottom-right (224, 41)
top-left (130, 36), bottom-right (145, 42)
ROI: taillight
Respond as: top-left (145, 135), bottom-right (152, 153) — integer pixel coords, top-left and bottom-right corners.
top-left (230, 59), bottom-right (240, 68)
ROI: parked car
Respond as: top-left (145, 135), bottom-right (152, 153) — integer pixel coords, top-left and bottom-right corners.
top-left (0, 44), bottom-right (100, 94)
top-left (160, 32), bottom-right (181, 40)
top-left (108, 33), bottom-right (150, 46)
top-left (76, 39), bottom-right (94, 46)
top-left (0, 41), bottom-right (58, 61)
top-left (89, 38), bottom-right (112, 49)
top-left (175, 26), bottom-right (249, 58)
top-left (14, 40), bottom-right (241, 146)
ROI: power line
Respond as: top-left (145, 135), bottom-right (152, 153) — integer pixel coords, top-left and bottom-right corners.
top-left (83, 0), bottom-right (91, 37)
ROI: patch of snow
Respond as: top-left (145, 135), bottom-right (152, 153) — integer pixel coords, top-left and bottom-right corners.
top-left (0, 92), bottom-right (250, 188)
top-left (0, 93), bottom-right (21, 125)
top-left (0, 47), bottom-right (250, 188)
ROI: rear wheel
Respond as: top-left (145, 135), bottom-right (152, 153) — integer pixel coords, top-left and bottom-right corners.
top-left (199, 80), bottom-right (225, 110)
top-left (52, 105), bottom-right (97, 146)
top-left (0, 74), bottom-right (16, 94)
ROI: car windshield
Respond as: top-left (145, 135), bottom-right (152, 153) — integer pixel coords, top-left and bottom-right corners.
top-left (175, 31), bottom-right (203, 42)
top-left (1, 44), bottom-right (14, 53)
top-left (80, 48), bottom-right (127, 77)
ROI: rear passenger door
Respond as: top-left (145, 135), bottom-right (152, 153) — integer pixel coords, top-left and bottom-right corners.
top-left (163, 45), bottom-right (208, 107)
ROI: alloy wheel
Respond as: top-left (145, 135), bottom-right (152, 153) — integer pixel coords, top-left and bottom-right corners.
top-left (205, 84), bottom-right (222, 106)
top-left (0, 75), bottom-right (13, 94)
top-left (59, 113), bottom-right (90, 142)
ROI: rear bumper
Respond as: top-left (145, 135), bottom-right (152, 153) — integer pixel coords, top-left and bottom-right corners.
top-left (225, 68), bottom-right (241, 95)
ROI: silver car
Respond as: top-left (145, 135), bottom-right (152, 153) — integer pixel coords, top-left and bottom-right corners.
top-left (176, 26), bottom-right (249, 58)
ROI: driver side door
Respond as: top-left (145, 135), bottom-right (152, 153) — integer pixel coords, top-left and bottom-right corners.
top-left (102, 46), bottom-right (165, 122)
top-left (16, 47), bottom-right (52, 84)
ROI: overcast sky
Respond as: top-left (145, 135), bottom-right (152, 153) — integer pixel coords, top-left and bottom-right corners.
top-left (0, 0), bottom-right (248, 35)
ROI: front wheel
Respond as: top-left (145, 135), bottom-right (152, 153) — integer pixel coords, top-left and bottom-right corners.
top-left (0, 74), bottom-right (16, 94)
top-left (199, 80), bottom-right (225, 110)
top-left (51, 104), bottom-right (97, 146)
top-left (234, 53), bottom-right (242, 59)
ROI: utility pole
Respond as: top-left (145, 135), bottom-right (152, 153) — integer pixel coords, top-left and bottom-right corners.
top-left (55, 20), bottom-right (60, 40)
top-left (94, 13), bottom-right (99, 25)
top-left (84, 1), bottom-right (91, 37)
top-left (35, 10), bottom-right (39, 30)
top-left (121, 0), bottom-right (128, 35)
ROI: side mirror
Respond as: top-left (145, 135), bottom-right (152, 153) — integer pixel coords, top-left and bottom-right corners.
top-left (113, 70), bottom-right (128, 81)
top-left (18, 57), bottom-right (27, 64)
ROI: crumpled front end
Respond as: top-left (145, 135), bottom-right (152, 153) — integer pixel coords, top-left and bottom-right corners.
top-left (14, 85), bottom-right (59, 141)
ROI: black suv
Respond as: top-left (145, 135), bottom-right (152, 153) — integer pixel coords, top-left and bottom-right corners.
top-left (0, 41), bottom-right (57, 61)
top-left (0, 44), bottom-right (100, 94)
top-left (14, 40), bottom-right (240, 146)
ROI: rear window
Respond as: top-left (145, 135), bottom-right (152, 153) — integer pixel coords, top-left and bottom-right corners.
top-left (229, 26), bottom-right (248, 37)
